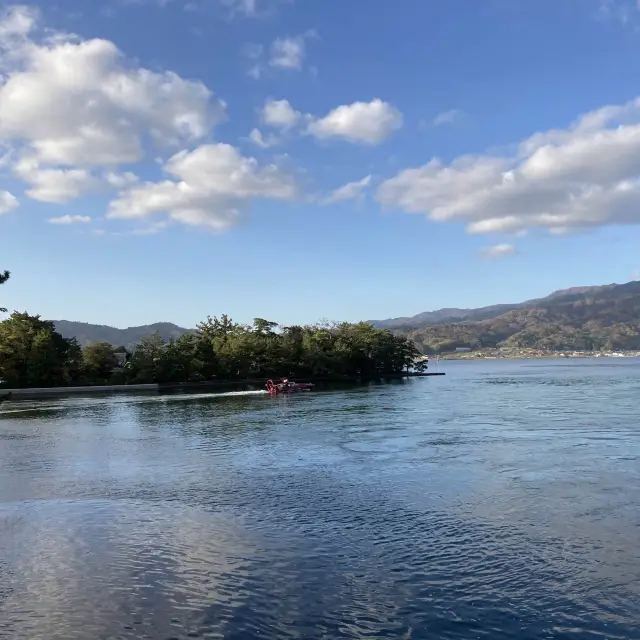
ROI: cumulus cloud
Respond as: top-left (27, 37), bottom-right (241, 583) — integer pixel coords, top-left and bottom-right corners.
top-left (433, 109), bottom-right (465, 126)
top-left (270, 31), bottom-right (317, 70)
top-left (104, 171), bottom-right (139, 188)
top-left (481, 243), bottom-right (516, 259)
top-left (377, 96), bottom-right (640, 237)
top-left (322, 175), bottom-right (372, 205)
top-left (0, 4), bottom-right (225, 208)
top-left (247, 128), bottom-right (280, 148)
top-left (258, 97), bottom-right (402, 146)
top-left (307, 99), bottom-right (403, 145)
top-left (269, 36), bottom-right (305, 69)
top-left (261, 98), bottom-right (301, 129)
top-left (48, 214), bottom-right (91, 224)
top-left (0, 190), bottom-right (18, 214)
top-left (107, 143), bottom-right (297, 229)
top-left (12, 156), bottom-right (100, 203)
top-left (0, 3), bottom-right (35, 40)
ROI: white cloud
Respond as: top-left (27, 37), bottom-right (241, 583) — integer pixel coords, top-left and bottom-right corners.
top-left (0, 4), bottom-right (36, 40)
top-left (322, 175), bottom-right (372, 205)
top-left (0, 190), bottom-right (18, 214)
top-left (0, 4), bottom-right (225, 205)
top-left (257, 97), bottom-right (402, 146)
top-left (107, 143), bottom-right (297, 229)
top-left (14, 158), bottom-right (100, 203)
top-left (261, 98), bottom-right (301, 129)
top-left (104, 171), bottom-right (139, 188)
top-left (377, 96), bottom-right (640, 237)
top-left (307, 99), bottom-right (403, 145)
top-left (247, 128), bottom-right (280, 148)
top-left (244, 30), bottom-right (316, 77)
top-left (269, 35), bottom-right (305, 70)
top-left (48, 214), bottom-right (91, 224)
top-left (433, 109), bottom-right (465, 126)
top-left (481, 243), bottom-right (516, 259)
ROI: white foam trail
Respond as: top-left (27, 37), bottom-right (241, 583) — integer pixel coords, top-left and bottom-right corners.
top-left (0, 389), bottom-right (270, 415)
top-left (159, 390), bottom-right (269, 402)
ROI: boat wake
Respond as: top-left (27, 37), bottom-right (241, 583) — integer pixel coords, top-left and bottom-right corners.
top-left (0, 389), bottom-right (270, 416)
top-left (161, 390), bottom-right (269, 401)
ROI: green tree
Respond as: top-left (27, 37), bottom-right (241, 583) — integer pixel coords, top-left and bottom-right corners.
top-left (0, 270), bottom-right (10, 314)
top-left (252, 318), bottom-right (278, 335)
top-left (125, 332), bottom-right (167, 383)
top-left (197, 314), bottom-right (239, 342)
top-left (0, 312), bottom-right (82, 387)
top-left (1, 304), bottom-right (427, 388)
top-left (278, 325), bottom-right (306, 377)
top-left (82, 342), bottom-right (118, 383)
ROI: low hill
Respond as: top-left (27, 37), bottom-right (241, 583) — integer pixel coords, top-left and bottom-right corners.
top-left (53, 321), bottom-right (190, 348)
top-left (384, 281), bottom-right (640, 353)
top-left (371, 283), bottom-right (622, 328)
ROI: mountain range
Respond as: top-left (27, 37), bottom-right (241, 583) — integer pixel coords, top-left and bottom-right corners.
top-left (53, 321), bottom-right (190, 348)
top-left (369, 283), bottom-right (624, 328)
top-left (373, 281), bottom-right (640, 353)
top-left (51, 280), bottom-right (640, 353)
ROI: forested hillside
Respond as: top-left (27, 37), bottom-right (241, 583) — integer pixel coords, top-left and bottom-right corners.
top-left (384, 282), bottom-right (640, 353)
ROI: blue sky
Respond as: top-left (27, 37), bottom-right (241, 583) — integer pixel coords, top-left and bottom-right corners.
top-left (2, 0), bottom-right (640, 328)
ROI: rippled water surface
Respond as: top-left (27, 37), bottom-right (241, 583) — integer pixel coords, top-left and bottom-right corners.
top-left (1, 359), bottom-right (640, 639)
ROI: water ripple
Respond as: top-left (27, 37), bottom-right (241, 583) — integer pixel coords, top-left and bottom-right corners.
top-left (0, 359), bottom-right (639, 639)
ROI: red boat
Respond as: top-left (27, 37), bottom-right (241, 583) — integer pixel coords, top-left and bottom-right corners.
top-left (265, 378), bottom-right (314, 395)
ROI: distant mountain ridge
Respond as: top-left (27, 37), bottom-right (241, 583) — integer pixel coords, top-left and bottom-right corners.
top-left (376, 281), bottom-right (640, 353)
top-left (370, 283), bottom-right (623, 328)
top-left (52, 280), bottom-right (640, 353)
top-left (53, 320), bottom-right (190, 348)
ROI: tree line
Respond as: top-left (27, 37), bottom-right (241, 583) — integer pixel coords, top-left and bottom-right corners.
top-left (0, 272), bottom-right (425, 388)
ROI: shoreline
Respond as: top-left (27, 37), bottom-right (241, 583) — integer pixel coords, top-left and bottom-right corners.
top-left (0, 372), bottom-right (445, 400)
top-left (439, 352), bottom-right (640, 361)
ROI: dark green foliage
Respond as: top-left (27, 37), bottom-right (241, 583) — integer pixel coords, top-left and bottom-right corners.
top-left (82, 341), bottom-right (118, 384)
top-left (0, 270), bottom-right (10, 314)
top-left (0, 312), bottom-right (423, 387)
top-left (0, 312), bottom-right (82, 388)
top-left (120, 318), bottom-right (423, 384)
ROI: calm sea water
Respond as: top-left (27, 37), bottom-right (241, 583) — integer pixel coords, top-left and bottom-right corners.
top-left (1, 359), bottom-right (639, 640)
